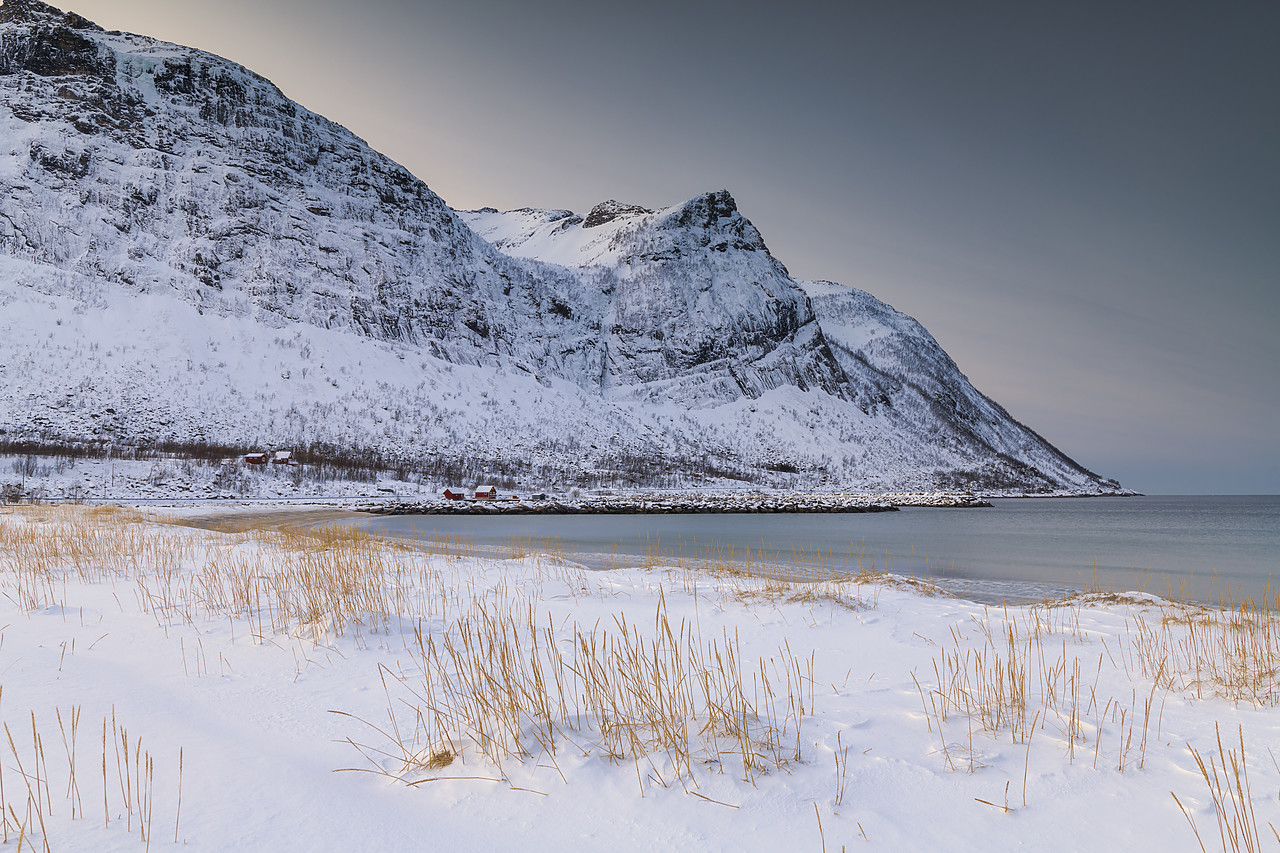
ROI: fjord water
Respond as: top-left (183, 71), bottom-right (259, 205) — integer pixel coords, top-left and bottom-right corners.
top-left (354, 496), bottom-right (1279, 605)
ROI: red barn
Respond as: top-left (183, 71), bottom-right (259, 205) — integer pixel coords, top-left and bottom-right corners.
top-left (475, 485), bottom-right (498, 499)
top-left (443, 489), bottom-right (465, 500)
top-left (244, 452), bottom-right (268, 465)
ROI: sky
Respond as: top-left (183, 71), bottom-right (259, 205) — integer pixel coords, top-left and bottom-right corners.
top-left (57, 0), bottom-right (1280, 494)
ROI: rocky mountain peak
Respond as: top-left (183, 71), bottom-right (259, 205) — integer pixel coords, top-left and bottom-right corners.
top-left (647, 189), bottom-right (776, 265)
top-left (0, 0), bottom-right (108, 78)
top-left (0, 0), bottom-right (100, 30)
top-left (582, 200), bottom-right (651, 229)
top-left (662, 190), bottom-right (739, 228)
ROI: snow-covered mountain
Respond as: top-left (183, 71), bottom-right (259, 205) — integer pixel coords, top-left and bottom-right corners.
top-left (0, 0), bottom-right (1121, 493)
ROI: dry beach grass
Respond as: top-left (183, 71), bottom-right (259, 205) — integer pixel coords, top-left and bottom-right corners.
top-left (0, 503), bottom-right (1276, 850)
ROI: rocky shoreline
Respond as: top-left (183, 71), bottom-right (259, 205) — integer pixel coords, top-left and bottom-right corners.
top-left (363, 492), bottom-right (992, 516)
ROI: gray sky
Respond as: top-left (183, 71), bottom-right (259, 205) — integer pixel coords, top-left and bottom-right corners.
top-left (63, 0), bottom-right (1280, 493)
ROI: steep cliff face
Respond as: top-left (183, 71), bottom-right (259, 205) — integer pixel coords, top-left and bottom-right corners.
top-left (0, 2), bottom-right (1120, 492)
top-left (0, 0), bottom-right (602, 376)
top-left (463, 193), bottom-right (852, 405)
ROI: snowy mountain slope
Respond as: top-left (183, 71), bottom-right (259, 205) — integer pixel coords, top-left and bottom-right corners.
top-left (798, 279), bottom-right (1096, 488)
top-left (0, 0), bottom-right (1120, 493)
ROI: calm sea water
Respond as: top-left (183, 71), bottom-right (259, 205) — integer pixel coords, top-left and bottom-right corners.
top-left (350, 496), bottom-right (1279, 605)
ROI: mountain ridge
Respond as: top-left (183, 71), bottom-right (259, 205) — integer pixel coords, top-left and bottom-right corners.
top-left (0, 4), bottom-right (1122, 493)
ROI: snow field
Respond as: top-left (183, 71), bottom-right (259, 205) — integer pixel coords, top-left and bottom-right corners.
top-left (0, 504), bottom-right (1276, 851)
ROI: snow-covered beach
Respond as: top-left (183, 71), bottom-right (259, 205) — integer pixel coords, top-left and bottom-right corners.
top-left (1, 503), bottom-right (1275, 851)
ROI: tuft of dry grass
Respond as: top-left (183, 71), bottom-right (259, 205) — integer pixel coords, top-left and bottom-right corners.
top-left (915, 605), bottom-right (1166, 775)
top-left (0, 692), bottom-right (179, 850)
top-left (157, 512), bottom-right (883, 794)
top-left (914, 581), bottom-right (1280, 785)
top-left (342, 587), bottom-right (815, 792)
top-left (1128, 600), bottom-right (1280, 707)
top-left (1173, 723), bottom-right (1278, 853)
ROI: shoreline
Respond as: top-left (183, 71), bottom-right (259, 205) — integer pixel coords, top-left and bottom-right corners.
top-left (174, 506), bottom-right (371, 533)
top-left (163, 494), bottom-right (1274, 611)
top-left (156, 504), bottom-right (1076, 607)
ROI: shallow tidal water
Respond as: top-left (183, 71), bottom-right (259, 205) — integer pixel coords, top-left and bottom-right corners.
top-left (348, 495), bottom-right (1279, 605)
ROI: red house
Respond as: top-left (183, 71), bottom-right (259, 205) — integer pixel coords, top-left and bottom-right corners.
top-left (443, 489), bottom-right (465, 500)
top-left (244, 452), bottom-right (268, 465)
top-left (475, 485), bottom-right (498, 499)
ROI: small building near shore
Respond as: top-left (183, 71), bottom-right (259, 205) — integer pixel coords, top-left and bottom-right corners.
top-left (475, 485), bottom-right (498, 499)
top-left (443, 488), bottom-right (465, 500)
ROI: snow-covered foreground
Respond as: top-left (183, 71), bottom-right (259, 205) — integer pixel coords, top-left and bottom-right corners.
top-left (0, 505), bottom-right (1276, 851)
